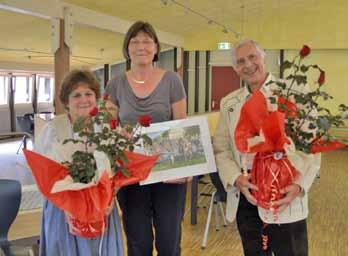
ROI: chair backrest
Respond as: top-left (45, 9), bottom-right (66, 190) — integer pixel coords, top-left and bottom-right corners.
top-left (0, 179), bottom-right (22, 246)
top-left (16, 114), bottom-right (34, 135)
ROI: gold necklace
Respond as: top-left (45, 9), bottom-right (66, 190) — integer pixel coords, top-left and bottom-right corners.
top-left (131, 77), bottom-right (146, 84)
top-left (129, 69), bottom-right (154, 84)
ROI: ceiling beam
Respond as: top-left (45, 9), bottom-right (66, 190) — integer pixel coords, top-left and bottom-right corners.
top-left (63, 3), bottom-right (184, 47)
top-left (0, 0), bottom-right (62, 19)
top-left (0, 0), bottom-right (184, 47)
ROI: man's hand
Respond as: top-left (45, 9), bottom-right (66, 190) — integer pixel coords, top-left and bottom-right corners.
top-left (273, 184), bottom-right (302, 212)
top-left (164, 177), bottom-right (192, 184)
top-left (234, 173), bottom-right (258, 205)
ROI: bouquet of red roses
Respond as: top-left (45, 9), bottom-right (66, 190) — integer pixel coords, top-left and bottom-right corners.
top-left (235, 45), bottom-right (348, 212)
top-left (24, 94), bottom-right (158, 237)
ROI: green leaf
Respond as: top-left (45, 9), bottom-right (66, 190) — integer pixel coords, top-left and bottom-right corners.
top-left (276, 81), bottom-right (287, 89)
top-left (73, 116), bottom-right (88, 133)
top-left (317, 117), bottom-right (330, 131)
top-left (281, 60), bottom-right (293, 72)
top-left (308, 123), bottom-right (316, 130)
top-left (294, 75), bottom-right (307, 85)
top-left (300, 65), bottom-right (309, 73)
top-left (269, 96), bottom-right (277, 104)
top-left (142, 135), bottom-right (153, 146)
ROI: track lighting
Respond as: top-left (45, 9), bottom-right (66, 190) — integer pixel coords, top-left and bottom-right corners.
top-left (160, 0), bottom-right (240, 38)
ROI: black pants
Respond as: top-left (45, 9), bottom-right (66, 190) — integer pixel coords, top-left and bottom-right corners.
top-left (118, 182), bottom-right (187, 256)
top-left (236, 193), bottom-right (308, 256)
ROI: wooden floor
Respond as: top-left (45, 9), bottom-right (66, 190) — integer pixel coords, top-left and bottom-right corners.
top-left (9, 149), bottom-right (348, 255)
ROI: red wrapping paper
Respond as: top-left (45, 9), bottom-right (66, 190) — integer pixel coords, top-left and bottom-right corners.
top-left (251, 152), bottom-right (299, 210)
top-left (24, 149), bottom-right (158, 237)
top-left (112, 151), bottom-right (159, 187)
top-left (234, 90), bottom-right (299, 211)
top-left (311, 139), bottom-right (347, 153)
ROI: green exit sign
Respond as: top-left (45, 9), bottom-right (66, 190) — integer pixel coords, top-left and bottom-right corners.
top-left (217, 42), bottom-right (231, 50)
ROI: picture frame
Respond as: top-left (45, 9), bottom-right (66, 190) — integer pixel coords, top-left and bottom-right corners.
top-left (139, 116), bottom-right (217, 185)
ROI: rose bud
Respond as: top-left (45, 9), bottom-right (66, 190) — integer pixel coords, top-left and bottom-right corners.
top-left (138, 115), bottom-right (152, 127)
top-left (318, 71), bottom-right (325, 86)
top-left (89, 107), bottom-right (99, 116)
top-left (109, 119), bottom-right (118, 129)
top-left (299, 45), bottom-right (311, 58)
top-left (103, 94), bottom-right (109, 101)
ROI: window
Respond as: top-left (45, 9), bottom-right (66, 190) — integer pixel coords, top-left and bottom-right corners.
top-left (0, 76), bottom-right (8, 105)
top-left (37, 76), bottom-right (54, 103)
top-left (14, 76), bottom-right (33, 104)
top-left (158, 49), bottom-right (175, 71)
top-left (110, 62), bottom-right (127, 79)
top-left (93, 68), bottom-right (105, 95)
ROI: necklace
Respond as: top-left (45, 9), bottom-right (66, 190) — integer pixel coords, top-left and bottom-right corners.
top-left (129, 69), bottom-right (154, 85)
top-left (131, 77), bottom-right (146, 84)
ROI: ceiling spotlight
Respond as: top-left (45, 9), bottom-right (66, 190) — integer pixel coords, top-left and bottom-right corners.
top-left (162, 0), bottom-right (240, 36)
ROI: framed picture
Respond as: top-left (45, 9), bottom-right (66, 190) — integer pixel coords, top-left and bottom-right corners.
top-left (139, 116), bottom-right (217, 185)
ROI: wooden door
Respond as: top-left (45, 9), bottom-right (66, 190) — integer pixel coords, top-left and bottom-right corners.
top-left (211, 66), bottom-right (240, 111)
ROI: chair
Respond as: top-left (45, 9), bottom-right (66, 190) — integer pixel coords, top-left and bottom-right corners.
top-left (201, 172), bottom-right (228, 249)
top-left (0, 179), bottom-right (21, 254)
top-left (0, 180), bottom-right (37, 256)
top-left (16, 114), bottom-right (34, 154)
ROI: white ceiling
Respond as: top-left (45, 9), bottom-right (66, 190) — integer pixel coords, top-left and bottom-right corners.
top-left (0, 0), bottom-right (341, 72)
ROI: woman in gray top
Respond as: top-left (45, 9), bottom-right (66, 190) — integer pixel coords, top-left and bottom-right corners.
top-left (106, 21), bottom-right (189, 256)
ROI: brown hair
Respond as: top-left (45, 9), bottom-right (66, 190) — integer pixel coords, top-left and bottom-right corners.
top-left (123, 21), bottom-right (161, 62)
top-left (59, 69), bottom-right (100, 107)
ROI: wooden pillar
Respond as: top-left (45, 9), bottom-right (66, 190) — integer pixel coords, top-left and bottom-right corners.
top-left (194, 51), bottom-right (199, 113)
top-left (182, 50), bottom-right (189, 110)
top-left (32, 74), bottom-right (38, 113)
top-left (9, 74), bottom-right (15, 132)
top-left (104, 64), bottom-right (109, 88)
top-left (279, 49), bottom-right (284, 79)
top-left (205, 50), bottom-right (210, 112)
top-left (176, 47), bottom-right (184, 79)
top-left (54, 19), bottom-right (70, 115)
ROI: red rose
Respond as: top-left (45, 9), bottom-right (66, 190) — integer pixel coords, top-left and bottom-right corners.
top-left (89, 107), bottom-right (98, 116)
top-left (318, 71), bottom-right (325, 86)
top-left (299, 45), bottom-right (311, 58)
top-left (109, 119), bottom-right (118, 129)
top-left (138, 115), bottom-right (152, 127)
top-left (103, 94), bottom-right (109, 101)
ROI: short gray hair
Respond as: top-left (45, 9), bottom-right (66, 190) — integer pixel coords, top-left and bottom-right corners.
top-left (231, 39), bottom-right (266, 66)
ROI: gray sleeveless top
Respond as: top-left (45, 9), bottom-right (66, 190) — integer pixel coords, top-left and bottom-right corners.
top-left (105, 71), bottom-right (186, 124)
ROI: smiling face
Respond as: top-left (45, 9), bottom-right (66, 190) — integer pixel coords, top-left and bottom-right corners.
top-left (234, 42), bottom-right (268, 91)
top-left (127, 31), bottom-right (158, 66)
top-left (67, 83), bottom-right (97, 122)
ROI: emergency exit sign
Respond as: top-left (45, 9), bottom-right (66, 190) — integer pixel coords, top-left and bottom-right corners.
top-left (217, 42), bottom-right (231, 50)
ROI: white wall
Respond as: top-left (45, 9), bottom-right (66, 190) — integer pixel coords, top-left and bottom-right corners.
top-left (0, 106), bottom-right (11, 133)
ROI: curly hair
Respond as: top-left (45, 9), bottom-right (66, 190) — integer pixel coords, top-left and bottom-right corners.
top-left (59, 69), bottom-right (100, 108)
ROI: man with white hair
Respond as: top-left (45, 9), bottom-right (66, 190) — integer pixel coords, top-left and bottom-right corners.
top-left (213, 39), bottom-right (320, 256)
